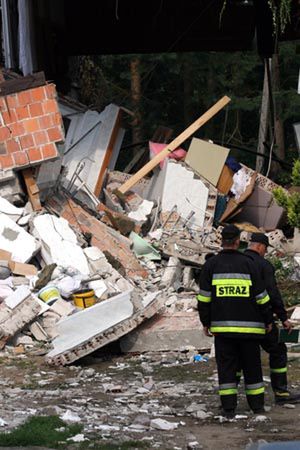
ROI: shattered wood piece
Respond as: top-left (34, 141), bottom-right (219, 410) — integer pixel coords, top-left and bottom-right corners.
top-left (216, 164), bottom-right (234, 195)
top-left (0, 294), bottom-right (41, 339)
top-left (45, 291), bottom-right (164, 366)
top-left (0, 249), bottom-right (11, 261)
top-left (163, 238), bottom-right (206, 266)
top-left (8, 261), bottom-right (38, 277)
top-left (0, 72), bottom-right (46, 96)
top-left (22, 168), bottom-right (42, 211)
top-left (34, 263), bottom-right (57, 291)
top-left (117, 96), bottom-right (231, 194)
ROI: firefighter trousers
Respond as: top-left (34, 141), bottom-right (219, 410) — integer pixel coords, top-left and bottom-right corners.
top-left (215, 335), bottom-right (264, 412)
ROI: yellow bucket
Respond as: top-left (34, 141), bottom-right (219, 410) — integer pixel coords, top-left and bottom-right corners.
top-left (38, 285), bottom-right (61, 305)
top-left (72, 289), bottom-right (96, 308)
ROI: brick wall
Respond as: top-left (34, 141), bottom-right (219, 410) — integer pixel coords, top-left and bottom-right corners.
top-left (0, 84), bottom-right (64, 171)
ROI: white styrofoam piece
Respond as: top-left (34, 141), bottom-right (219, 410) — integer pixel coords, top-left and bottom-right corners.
top-left (32, 214), bottom-right (90, 275)
top-left (0, 197), bottom-right (23, 216)
top-left (4, 285), bottom-right (31, 309)
top-left (0, 213), bottom-right (39, 263)
top-left (46, 290), bottom-right (134, 358)
top-left (160, 161), bottom-right (208, 228)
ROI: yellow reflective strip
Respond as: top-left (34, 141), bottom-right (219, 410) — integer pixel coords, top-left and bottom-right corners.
top-left (275, 392), bottom-right (289, 397)
top-left (256, 295), bottom-right (270, 305)
top-left (210, 326), bottom-right (265, 334)
top-left (245, 387), bottom-right (264, 395)
top-left (219, 388), bottom-right (238, 396)
top-left (271, 367), bottom-right (287, 374)
top-left (196, 294), bottom-right (211, 303)
top-left (212, 279), bottom-right (252, 286)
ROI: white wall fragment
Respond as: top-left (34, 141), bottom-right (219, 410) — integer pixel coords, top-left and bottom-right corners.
top-left (32, 214), bottom-right (90, 275)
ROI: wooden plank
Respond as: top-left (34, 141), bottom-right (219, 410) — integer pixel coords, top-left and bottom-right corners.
top-left (220, 172), bottom-right (257, 222)
top-left (94, 108), bottom-right (122, 197)
top-left (216, 164), bottom-right (234, 194)
top-left (22, 168), bottom-right (42, 211)
top-left (0, 72), bottom-right (46, 97)
top-left (117, 96), bottom-right (231, 194)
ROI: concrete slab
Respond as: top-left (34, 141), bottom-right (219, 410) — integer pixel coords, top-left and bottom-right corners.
top-left (46, 291), bottom-right (164, 366)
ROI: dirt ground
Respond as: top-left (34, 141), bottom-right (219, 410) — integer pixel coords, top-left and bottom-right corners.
top-left (0, 348), bottom-right (299, 450)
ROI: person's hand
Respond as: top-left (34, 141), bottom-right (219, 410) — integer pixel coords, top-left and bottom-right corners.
top-left (203, 326), bottom-right (213, 337)
top-left (266, 323), bottom-right (273, 333)
top-left (282, 319), bottom-right (293, 334)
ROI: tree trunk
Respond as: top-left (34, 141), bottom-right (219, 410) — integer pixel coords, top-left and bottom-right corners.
top-left (130, 57), bottom-right (142, 150)
top-left (182, 54), bottom-right (194, 127)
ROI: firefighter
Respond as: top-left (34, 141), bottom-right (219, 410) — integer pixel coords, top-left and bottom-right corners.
top-left (197, 224), bottom-right (273, 418)
top-left (245, 232), bottom-right (300, 404)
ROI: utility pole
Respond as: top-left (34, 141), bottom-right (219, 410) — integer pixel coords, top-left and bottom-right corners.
top-left (256, 58), bottom-right (270, 173)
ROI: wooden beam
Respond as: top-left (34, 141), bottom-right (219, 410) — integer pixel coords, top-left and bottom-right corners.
top-left (94, 109), bottom-right (123, 197)
top-left (117, 96), bottom-right (231, 194)
top-left (22, 168), bottom-right (42, 211)
top-left (0, 72), bottom-right (46, 97)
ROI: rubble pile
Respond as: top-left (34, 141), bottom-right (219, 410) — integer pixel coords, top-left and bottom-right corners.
top-left (0, 72), bottom-right (299, 366)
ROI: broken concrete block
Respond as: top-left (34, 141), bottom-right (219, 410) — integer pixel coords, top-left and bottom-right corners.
top-left (0, 293), bottom-right (41, 338)
top-left (120, 309), bottom-right (212, 353)
top-left (29, 321), bottom-right (49, 341)
top-left (160, 257), bottom-right (182, 289)
top-left (128, 199), bottom-right (154, 223)
top-left (49, 298), bottom-right (76, 317)
top-left (0, 213), bottom-right (39, 263)
top-left (0, 197), bottom-right (24, 222)
top-left (45, 290), bottom-right (164, 365)
top-left (4, 286), bottom-right (32, 309)
top-left (47, 196), bottom-right (148, 280)
top-left (32, 214), bottom-right (90, 276)
top-left (84, 247), bottom-right (113, 276)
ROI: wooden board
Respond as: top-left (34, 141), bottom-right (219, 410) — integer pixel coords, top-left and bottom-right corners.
top-left (22, 168), bottom-right (42, 211)
top-left (220, 172), bottom-right (257, 222)
top-left (216, 164), bottom-right (234, 194)
top-left (117, 96), bottom-right (231, 194)
top-left (0, 72), bottom-right (46, 96)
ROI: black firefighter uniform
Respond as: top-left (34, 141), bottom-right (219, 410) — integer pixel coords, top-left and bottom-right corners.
top-left (198, 249), bottom-right (273, 412)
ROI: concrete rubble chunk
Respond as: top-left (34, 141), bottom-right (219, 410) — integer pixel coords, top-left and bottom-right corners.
top-left (47, 195), bottom-right (148, 280)
top-left (150, 418), bottom-right (179, 430)
top-left (0, 293), bottom-right (41, 339)
top-left (160, 257), bottom-right (182, 289)
top-left (0, 213), bottom-right (39, 263)
top-left (31, 214), bottom-right (90, 276)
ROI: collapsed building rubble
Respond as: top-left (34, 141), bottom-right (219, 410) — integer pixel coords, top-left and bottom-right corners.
top-left (0, 72), bottom-right (298, 366)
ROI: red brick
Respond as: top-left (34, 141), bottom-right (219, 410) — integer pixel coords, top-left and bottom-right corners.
top-left (0, 154), bottom-right (14, 169)
top-left (19, 134), bottom-right (34, 149)
top-left (27, 147), bottom-right (42, 162)
top-left (41, 143), bottom-right (58, 160)
top-left (0, 98), bottom-right (7, 112)
top-left (6, 139), bottom-right (20, 153)
top-left (17, 90), bottom-right (32, 106)
top-left (0, 126), bottom-right (10, 142)
top-left (42, 99), bottom-right (57, 114)
top-left (10, 122), bottom-right (25, 137)
top-left (31, 86), bottom-right (46, 102)
top-left (39, 114), bottom-right (53, 129)
top-left (52, 112), bottom-right (63, 126)
top-left (29, 102), bottom-right (43, 117)
top-left (47, 126), bottom-right (63, 142)
top-left (44, 84), bottom-right (57, 99)
top-left (13, 151), bottom-right (29, 167)
top-left (6, 94), bottom-right (18, 109)
top-left (23, 118), bottom-right (40, 133)
top-left (15, 106), bottom-right (30, 120)
top-left (33, 130), bottom-right (48, 146)
top-left (2, 110), bottom-right (17, 125)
